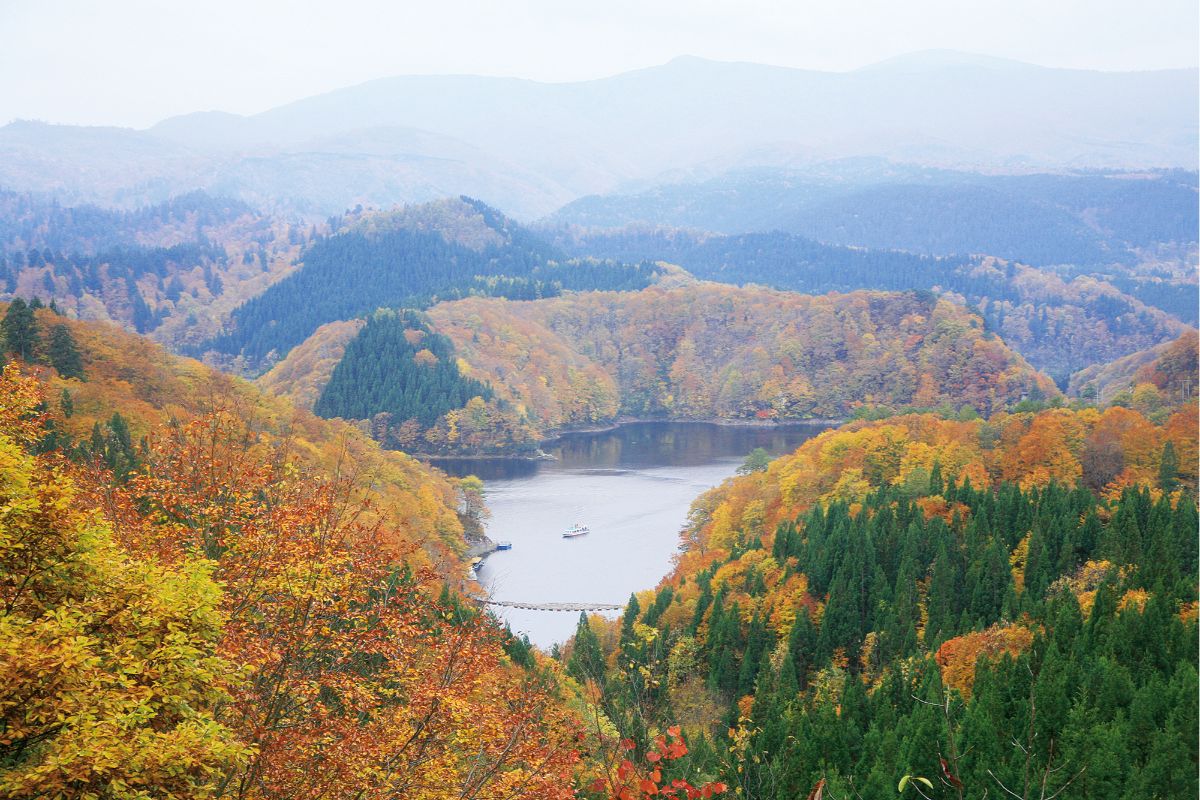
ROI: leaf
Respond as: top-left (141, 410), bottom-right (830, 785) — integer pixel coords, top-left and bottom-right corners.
top-left (807, 777), bottom-right (827, 800)
top-left (940, 757), bottom-right (964, 790)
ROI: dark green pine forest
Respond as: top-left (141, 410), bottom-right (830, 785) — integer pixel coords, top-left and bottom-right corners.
top-left (569, 477), bottom-right (1199, 800)
top-left (314, 310), bottom-right (493, 427)
top-left (209, 198), bottom-right (662, 366)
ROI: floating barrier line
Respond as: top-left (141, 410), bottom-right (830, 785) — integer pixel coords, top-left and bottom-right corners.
top-left (468, 596), bottom-right (623, 612)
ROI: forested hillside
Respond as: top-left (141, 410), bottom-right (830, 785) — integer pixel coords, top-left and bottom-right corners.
top-left (0, 298), bottom-right (736, 799)
top-left (255, 318), bottom-right (364, 410)
top-left (0, 300), bottom-right (471, 561)
top-left (294, 285), bottom-right (1056, 455)
top-left (0, 190), bottom-right (308, 352)
top-left (1069, 330), bottom-right (1200, 406)
top-left (564, 405), bottom-right (1198, 798)
top-left (0, 189), bottom-right (258, 253)
top-left (0, 306), bottom-right (601, 797)
top-left (554, 227), bottom-right (1190, 381)
top-left (207, 197), bottom-right (663, 369)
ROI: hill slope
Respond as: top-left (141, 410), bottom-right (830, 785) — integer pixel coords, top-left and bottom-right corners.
top-left (206, 198), bottom-right (663, 369)
top-left (267, 284), bottom-right (1058, 454)
top-left (0, 306), bottom-right (593, 798)
top-left (0, 189), bottom-right (310, 352)
top-left (8, 304), bottom-right (468, 565)
top-left (1069, 329), bottom-right (1199, 405)
top-left (552, 226), bottom-right (1190, 380)
top-left (566, 404), bottom-right (1198, 797)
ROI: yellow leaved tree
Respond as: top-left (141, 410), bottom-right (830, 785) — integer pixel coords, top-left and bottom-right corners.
top-left (0, 365), bottom-right (248, 799)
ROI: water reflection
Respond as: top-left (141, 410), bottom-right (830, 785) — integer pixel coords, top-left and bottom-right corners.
top-left (428, 421), bottom-right (833, 648)
top-left (430, 421), bottom-right (832, 479)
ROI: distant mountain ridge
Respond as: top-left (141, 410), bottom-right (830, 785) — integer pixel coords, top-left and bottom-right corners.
top-left (1, 53), bottom-right (1195, 216)
top-left (546, 165), bottom-right (1200, 265)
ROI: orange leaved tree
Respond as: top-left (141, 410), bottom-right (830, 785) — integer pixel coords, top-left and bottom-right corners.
top-left (83, 397), bottom-right (585, 799)
top-left (0, 365), bottom-right (248, 798)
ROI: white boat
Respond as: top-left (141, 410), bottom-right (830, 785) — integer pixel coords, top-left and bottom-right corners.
top-left (563, 523), bottom-right (590, 538)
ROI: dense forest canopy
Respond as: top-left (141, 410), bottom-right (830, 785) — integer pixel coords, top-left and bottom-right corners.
top-left (206, 198), bottom-right (663, 369)
top-left (564, 405), bottom-right (1198, 798)
top-left (393, 285), bottom-right (1052, 454)
top-left (314, 309), bottom-right (494, 428)
top-left (0, 190), bottom-right (308, 352)
top-left (263, 283), bottom-right (1061, 456)
top-left (553, 226), bottom-right (1191, 382)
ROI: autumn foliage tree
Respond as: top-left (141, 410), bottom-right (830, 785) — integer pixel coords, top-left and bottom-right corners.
top-left (571, 400), bottom-right (1197, 798)
top-left (96, 406), bottom-right (584, 800)
top-left (0, 365), bottom-right (247, 798)
top-left (0, 358), bottom-right (592, 799)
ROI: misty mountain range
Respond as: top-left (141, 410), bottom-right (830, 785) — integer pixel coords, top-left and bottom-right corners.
top-left (2, 51), bottom-right (1196, 218)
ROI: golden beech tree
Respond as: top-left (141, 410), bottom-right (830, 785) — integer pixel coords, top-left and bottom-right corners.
top-left (101, 408), bottom-right (584, 800)
top-left (0, 365), bottom-right (248, 799)
top-left (1, 362), bottom-right (587, 799)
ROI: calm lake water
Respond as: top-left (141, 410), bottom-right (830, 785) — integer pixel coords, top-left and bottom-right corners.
top-left (432, 422), bottom-right (832, 648)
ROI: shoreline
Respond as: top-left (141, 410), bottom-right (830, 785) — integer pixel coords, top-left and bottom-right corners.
top-left (414, 416), bottom-right (844, 463)
top-left (544, 415), bottom-right (843, 441)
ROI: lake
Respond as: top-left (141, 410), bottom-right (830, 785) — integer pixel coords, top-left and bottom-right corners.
top-left (432, 421), bottom-right (833, 648)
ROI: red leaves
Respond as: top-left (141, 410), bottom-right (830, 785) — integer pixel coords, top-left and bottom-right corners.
top-left (935, 622), bottom-right (1035, 698)
top-left (940, 758), bottom-right (964, 790)
top-left (81, 405), bottom-right (585, 799)
top-left (596, 726), bottom-right (725, 800)
top-left (807, 778), bottom-right (827, 800)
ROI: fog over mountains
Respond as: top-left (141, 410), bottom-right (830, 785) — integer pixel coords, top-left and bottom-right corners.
top-left (2, 52), bottom-right (1196, 217)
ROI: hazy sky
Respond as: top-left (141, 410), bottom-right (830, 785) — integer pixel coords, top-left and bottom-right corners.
top-left (2, 0), bottom-right (1197, 128)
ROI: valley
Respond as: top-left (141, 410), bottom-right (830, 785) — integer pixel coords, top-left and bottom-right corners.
top-left (1, 30), bottom-right (1197, 800)
top-left (442, 421), bottom-right (835, 647)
